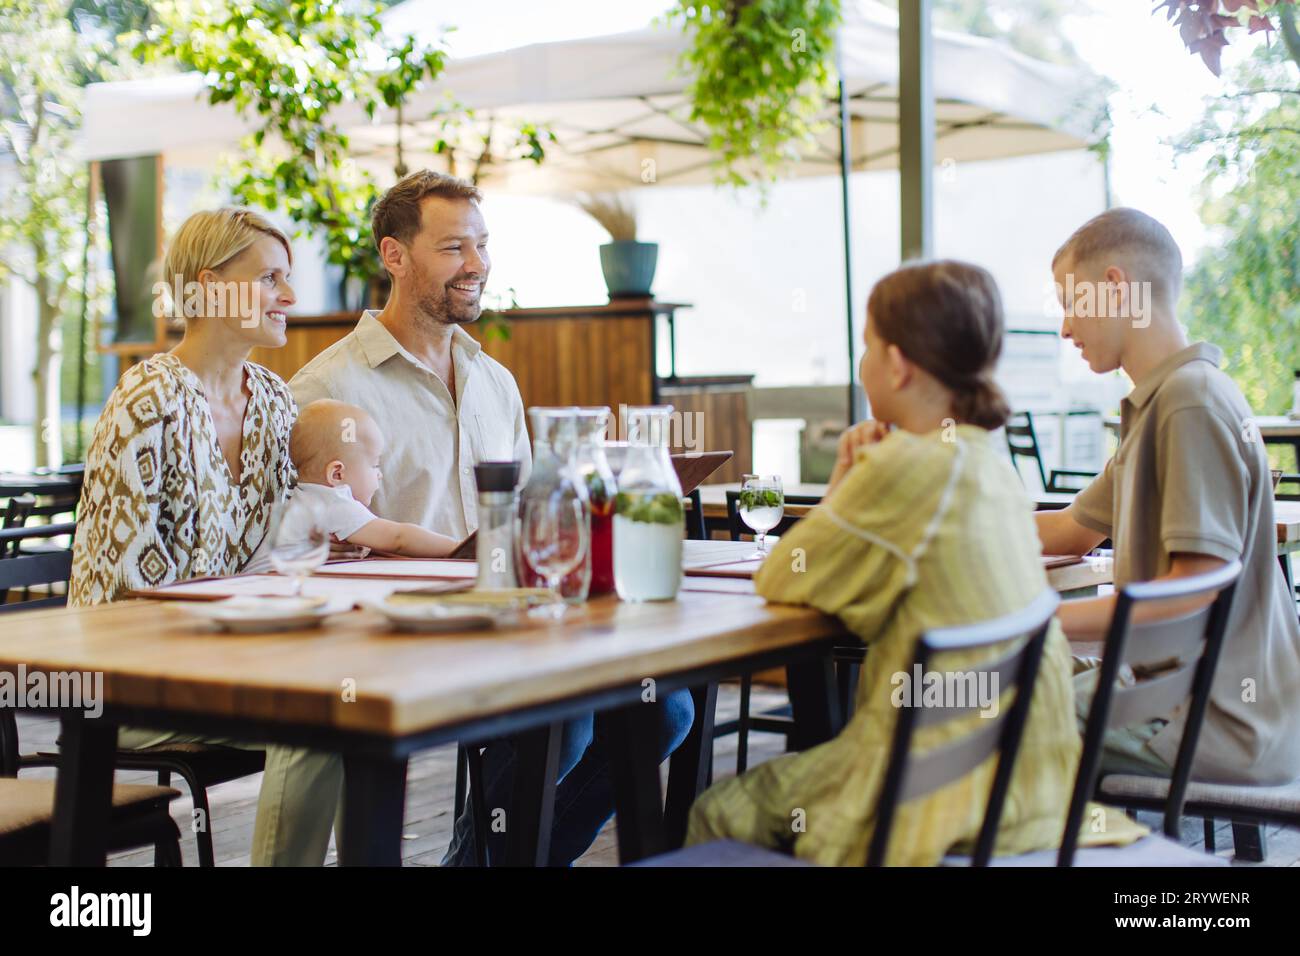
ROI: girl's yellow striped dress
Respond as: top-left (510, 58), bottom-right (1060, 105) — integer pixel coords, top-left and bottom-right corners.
top-left (686, 425), bottom-right (1145, 865)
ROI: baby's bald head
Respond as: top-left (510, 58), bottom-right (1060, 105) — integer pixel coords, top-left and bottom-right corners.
top-left (290, 399), bottom-right (384, 489)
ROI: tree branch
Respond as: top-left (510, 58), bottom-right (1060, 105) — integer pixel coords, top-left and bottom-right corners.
top-left (1217, 87), bottom-right (1300, 99)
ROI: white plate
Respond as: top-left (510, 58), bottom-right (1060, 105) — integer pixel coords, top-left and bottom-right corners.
top-left (183, 596), bottom-right (332, 633)
top-left (367, 598), bottom-right (506, 634)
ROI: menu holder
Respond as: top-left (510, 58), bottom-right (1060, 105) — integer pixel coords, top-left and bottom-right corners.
top-left (312, 558), bottom-right (477, 580)
top-left (683, 559), bottom-right (765, 579)
top-left (671, 451), bottom-right (734, 496)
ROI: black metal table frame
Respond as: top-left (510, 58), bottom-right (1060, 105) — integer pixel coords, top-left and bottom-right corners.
top-left (22, 635), bottom-right (843, 867)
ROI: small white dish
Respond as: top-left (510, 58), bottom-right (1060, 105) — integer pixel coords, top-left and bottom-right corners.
top-left (367, 598), bottom-right (505, 634)
top-left (183, 596), bottom-right (331, 633)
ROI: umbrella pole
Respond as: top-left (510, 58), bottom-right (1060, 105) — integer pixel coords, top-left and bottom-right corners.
top-left (74, 162), bottom-right (98, 463)
top-left (837, 55), bottom-right (857, 426)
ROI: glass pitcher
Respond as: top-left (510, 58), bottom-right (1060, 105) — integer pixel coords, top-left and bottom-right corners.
top-left (517, 407), bottom-right (592, 603)
top-left (574, 407), bottom-right (618, 596)
top-left (613, 405), bottom-right (684, 602)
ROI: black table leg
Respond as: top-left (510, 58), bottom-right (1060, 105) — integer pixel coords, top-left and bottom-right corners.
top-left (504, 722), bottom-right (561, 867)
top-left (786, 649), bottom-right (843, 751)
top-left (49, 711), bottom-right (118, 866)
top-left (340, 753), bottom-right (408, 866)
top-left (606, 700), bottom-right (668, 864)
top-left (663, 681), bottom-right (718, 849)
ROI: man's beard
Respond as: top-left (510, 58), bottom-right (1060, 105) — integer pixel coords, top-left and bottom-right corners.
top-left (413, 263), bottom-right (483, 327)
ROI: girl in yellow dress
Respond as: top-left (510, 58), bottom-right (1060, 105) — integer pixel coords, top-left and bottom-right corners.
top-left (686, 260), bottom-right (1144, 865)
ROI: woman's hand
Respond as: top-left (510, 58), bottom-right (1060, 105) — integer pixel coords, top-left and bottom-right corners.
top-left (328, 534), bottom-right (370, 561)
top-left (826, 419), bottom-right (890, 495)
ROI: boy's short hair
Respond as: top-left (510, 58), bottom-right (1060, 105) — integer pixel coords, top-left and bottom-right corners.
top-left (1052, 207), bottom-right (1184, 307)
top-left (290, 399), bottom-right (375, 480)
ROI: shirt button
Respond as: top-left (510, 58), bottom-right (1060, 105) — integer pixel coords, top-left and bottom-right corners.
top-left (462, 467), bottom-right (471, 475)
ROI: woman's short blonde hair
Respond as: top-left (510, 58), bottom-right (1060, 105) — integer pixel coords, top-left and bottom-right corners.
top-left (163, 208), bottom-right (292, 318)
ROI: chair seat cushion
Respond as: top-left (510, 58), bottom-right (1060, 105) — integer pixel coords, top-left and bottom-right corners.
top-left (1099, 773), bottom-right (1300, 818)
top-left (943, 834), bottom-right (1226, 867)
top-left (631, 839), bottom-right (815, 867)
top-left (0, 778), bottom-right (179, 836)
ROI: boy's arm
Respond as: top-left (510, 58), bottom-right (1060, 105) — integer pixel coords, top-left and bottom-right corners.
top-left (1037, 454), bottom-right (1114, 555)
top-left (346, 519), bottom-right (460, 558)
top-left (1035, 508), bottom-right (1106, 556)
top-left (1056, 553), bottom-right (1227, 643)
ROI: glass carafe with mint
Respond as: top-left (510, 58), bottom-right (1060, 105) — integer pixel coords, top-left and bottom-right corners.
top-left (517, 407), bottom-right (592, 603)
top-left (613, 405), bottom-right (684, 602)
top-left (574, 407), bottom-right (618, 596)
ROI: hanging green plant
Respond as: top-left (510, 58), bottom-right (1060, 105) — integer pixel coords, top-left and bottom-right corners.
top-left (667, 0), bottom-right (842, 190)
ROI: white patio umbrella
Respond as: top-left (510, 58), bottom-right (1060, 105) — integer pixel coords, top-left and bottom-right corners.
top-left (82, 0), bottom-right (1104, 183)
top-left (79, 0), bottom-right (1108, 418)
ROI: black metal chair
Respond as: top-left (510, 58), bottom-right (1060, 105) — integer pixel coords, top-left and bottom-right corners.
top-left (452, 742), bottom-right (492, 866)
top-left (1, 526), bottom-right (266, 867)
top-left (1, 708), bottom-right (182, 866)
top-left (954, 559), bottom-right (1242, 867)
top-left (715, 491), bottom-right (860, 775)
top-left (636, 588), bottom-right (1060, 867)
top-left (684, 488), bottom-right (707, 541)
top-left (1004, 411), bottom-right (1096, 494)
top-left (0, 523), bottom-right (75, 610)
top-left (1086, 562), bottom-right (1298, 864)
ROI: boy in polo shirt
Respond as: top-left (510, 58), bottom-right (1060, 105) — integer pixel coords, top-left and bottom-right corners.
top-left (1036, 207), bottom-right (1300, 786)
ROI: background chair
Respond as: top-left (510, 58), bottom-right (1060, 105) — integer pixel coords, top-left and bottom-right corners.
top-left (0, 523), bottom-right (76, 611)
top-left (1005, 410), bottom-right (1097, 494)
top-left (1, 532), bottom-right (266, 867)
top-left (637, 588), bottom-right (1060, 867)
top-left (2, 707), bottom-right (182, 866)
top-left (715, 492), bottom-right (843, 775)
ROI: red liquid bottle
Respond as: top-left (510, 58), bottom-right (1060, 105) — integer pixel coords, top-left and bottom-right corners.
top-left (576, 410), bottom-right (618, 596)
top-left (587, 492), bottom-right (616, 595)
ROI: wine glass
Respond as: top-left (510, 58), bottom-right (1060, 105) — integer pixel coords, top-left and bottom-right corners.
top-left (738, 474), bottom-right (784, 560)
top-left (520, 497), bottom-right (589, 620)
top-left (268, 495), bottom-right (330, 596)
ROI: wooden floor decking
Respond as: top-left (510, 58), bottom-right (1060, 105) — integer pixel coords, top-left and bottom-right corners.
top-left (11, 683), bottom-right (1300, 867)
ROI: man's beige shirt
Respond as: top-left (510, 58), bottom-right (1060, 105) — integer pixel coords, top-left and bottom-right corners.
top-left (1069, 342), bottom-right (1300, 784)
top-left (290, 311), bottom-right (531, 539)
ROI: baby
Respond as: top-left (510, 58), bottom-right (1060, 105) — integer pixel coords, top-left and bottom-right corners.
top-left (248, 399), bottom-right (459, 571)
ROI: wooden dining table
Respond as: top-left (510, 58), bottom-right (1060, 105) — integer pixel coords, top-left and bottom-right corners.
top-left (0, 537), bottom-right (1120, 868)
top-left (0, 549), bottom-right (853, 867)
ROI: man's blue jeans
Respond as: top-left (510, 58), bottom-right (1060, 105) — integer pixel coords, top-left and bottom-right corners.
top-left (442, 689), bottom-right (695, 866)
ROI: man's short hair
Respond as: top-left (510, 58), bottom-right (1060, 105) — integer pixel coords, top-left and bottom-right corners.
top-left (371, 169), bottom-right (483, 254)
top-left (1052, 207), bottom-right (1184, 305)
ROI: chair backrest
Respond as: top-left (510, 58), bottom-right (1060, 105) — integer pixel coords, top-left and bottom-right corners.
top-left (1004, 411), bottom-right (1048, 491)
top-left (0, 522), bottom-right (76, 613)
top-left (684, 488), bottom-right (707, 541)
top-left (724, 491), bottom-right (822, 542)
top-left (1057, 559), bottom-right (1242, 866)
top-left (1274, 473), bottom-right (1300, 502)
top-left (0, 705), bottom-right (18, 777)
top-left (868, 588), bottom-right (1060, 867)
top-left (2, 496), bottom-right (38, 542)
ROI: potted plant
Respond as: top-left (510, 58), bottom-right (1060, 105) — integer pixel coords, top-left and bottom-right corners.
top-left (575, 193), bottom-right (658, 298)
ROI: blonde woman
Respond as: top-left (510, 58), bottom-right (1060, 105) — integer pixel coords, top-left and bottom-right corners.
top-left (70, 208), bottom-right (342, 867)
